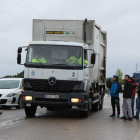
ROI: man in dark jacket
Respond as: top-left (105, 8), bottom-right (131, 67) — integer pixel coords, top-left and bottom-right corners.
top-left (120, 75), bottom-right (133, 120)
top-left (107, 79), bottom-right (112, 96)
top-left (109, 75), bottom-right (121, 118)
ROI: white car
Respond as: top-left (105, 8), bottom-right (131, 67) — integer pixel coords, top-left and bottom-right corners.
top-left (0, 78), bottom-right (23, 109)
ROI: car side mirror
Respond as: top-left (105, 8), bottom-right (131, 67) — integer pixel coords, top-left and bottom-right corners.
top-left (17, 47), bottom-right (22, 53)
top-left (17, 53), bottom-right (21, 64)
top-left (91, 53), bottom-right (96, 64)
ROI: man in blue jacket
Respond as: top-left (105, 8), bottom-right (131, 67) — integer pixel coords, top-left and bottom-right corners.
top-left (109, 75), bottom-right (121, 118)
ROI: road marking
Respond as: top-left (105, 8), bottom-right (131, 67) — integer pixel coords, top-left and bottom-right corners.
top-left (134, 129), bottom-right (140, 140)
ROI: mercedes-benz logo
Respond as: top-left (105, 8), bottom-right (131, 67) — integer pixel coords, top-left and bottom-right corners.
top-left (48, 77), bottom-right (56, 85)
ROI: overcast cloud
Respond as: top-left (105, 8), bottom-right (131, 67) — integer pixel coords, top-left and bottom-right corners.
top-left (0, 0), bottom-right (140, 78)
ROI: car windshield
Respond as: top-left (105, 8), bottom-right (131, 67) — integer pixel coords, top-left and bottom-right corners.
top-left (0, 80), bottom-right (20, 89)
top-left (26, 45), bottom-right (83, 68)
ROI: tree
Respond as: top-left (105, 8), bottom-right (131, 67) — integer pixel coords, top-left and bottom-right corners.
top-left (116, 68), bottom-right (123, 83)
top-left (2, 71), bottom-right (24, 78)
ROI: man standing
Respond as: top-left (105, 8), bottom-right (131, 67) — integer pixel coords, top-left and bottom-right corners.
top-left (107, 79), bottom-right (112, 96)
top-left (120, 75), bottom-right (133, 120)
top-left (109, 75), bottom-right (121, 118)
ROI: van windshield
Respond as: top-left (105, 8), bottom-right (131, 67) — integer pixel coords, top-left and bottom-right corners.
top-left (26, 45), bottom-right (83, 69)
top-left (0, 80), bottom-right (20, 89)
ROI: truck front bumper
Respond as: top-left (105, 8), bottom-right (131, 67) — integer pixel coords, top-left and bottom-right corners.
top-left (22, 91), bottom-right (87, 110)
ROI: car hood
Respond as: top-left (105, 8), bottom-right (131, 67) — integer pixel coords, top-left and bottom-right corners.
top-left (0, 89), bottom-right (19, 97)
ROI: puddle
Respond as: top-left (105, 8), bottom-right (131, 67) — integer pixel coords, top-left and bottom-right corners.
top-left (0, 117), bottom-right (25, 127)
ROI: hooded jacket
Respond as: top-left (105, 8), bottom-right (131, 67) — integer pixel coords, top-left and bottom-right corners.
top-left (110, 75), bottom-right (121, 97)
top-left (123, 79), bottom-right (133, 98)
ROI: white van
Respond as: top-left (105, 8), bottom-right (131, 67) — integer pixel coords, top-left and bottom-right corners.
top-left (0, 78), bottom-right (23, 109)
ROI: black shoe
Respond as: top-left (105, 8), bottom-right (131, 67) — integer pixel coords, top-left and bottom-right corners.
top-left (133, 115), bottom-right (139, 119)
top-left (109, 114), bottom-right (116, 118)
top-left (117, 115), bottom-right (120, 118)
top-left (0, 112), bottom-right (2, 115)
top-left (128, 117), bottom-right (133, 121)
top-left (120, 116), bottom-right (127, 120)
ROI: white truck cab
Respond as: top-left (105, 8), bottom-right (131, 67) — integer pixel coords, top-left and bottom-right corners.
top-left (17, 19), bottom-right (107, 117)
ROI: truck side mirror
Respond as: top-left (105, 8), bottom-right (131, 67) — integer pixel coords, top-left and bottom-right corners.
top-left (91, 53), bottom-right (96, 64)
top-left (17, 53), bottom-right (21, 64)
top-left (18, 47), bottom-right (22, 53)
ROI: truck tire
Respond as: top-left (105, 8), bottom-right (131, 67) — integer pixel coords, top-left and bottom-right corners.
top-left (16, 95), bottom-right (23, 109)
top-left (99, 88), bottom-right (104, 110)
top-left (93, 101), bottom-right (99, 111)
top-left (80, 99), bottom-right (91, 118)
top-left (47, 107), bottom-right (54, 111)
top-left (25, 106), bottom-right (37, 117)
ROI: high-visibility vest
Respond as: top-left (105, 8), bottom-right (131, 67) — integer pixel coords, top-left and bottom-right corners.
top-left (66, 56), bottom-right (88, 64)
top-left (32, 56), bottom-right (47, 63)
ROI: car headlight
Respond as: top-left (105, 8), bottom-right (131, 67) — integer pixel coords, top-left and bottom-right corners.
top-left (6, 93), bottom-right (17, 97)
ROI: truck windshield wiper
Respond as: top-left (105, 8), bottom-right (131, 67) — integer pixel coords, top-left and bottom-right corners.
top-left (36, 60), bottom-right (47, 67)
top-left (50, 64), bottom-right (72, 68)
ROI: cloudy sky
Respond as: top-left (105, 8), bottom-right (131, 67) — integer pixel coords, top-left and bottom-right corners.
top-left (0, 0), bottom-right (140, 78)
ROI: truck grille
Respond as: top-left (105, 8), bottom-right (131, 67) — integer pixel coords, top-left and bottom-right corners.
top-left (24, 79), bottom-right (81, 92)
top-left (35, 98), bottom-right (67, 103)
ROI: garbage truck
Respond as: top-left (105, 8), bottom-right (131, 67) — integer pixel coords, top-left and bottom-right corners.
top-left (17, 19), bottom-right (107, 117)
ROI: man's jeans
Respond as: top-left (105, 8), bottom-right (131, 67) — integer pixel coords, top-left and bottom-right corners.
top-left (122, 98), bottom-right (132, 118)
top-left (131, 96), bottom-right (135, 116)
top-left (107, 88), bottom-right (110, 96)
top-left (136, 97), bottom-right (140, 118)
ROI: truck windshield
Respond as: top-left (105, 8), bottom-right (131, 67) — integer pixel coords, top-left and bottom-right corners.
top-left (26, 45), bottom-right (83, 69)
top-left (0, 80), bottom-right (20, 89)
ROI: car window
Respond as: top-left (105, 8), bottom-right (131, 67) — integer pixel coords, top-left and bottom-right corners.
top-left (0, 80), bottom-right (20, 89)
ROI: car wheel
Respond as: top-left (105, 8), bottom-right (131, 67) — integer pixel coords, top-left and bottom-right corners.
top-left (16, 95), bottom-right (23, 109)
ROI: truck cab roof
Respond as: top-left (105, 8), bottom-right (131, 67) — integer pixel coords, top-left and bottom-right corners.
top-left (29, 41), bottom-right (88, 49)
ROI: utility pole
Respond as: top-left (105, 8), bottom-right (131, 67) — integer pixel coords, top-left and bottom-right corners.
top-left (134, 63), bottom-right (140, 71)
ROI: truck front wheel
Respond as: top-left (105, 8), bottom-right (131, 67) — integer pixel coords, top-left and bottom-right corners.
top-left (80, 98), bottom-right (91, 118)
top-left (25, 106), bottom-right (37, 117)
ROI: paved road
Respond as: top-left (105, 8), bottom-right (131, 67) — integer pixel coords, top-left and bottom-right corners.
top-left (0, 94), bottom-right (140, 140)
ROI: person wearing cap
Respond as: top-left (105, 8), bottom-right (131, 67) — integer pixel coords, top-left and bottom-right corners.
top-left (66, 49), bottom-right (88, 65)
top-left (109, 75), bottom-right (121, 118)
top-left (120, 75), bottom-right (133, 121)
top-left (32, 53), bottom-right (47, 63)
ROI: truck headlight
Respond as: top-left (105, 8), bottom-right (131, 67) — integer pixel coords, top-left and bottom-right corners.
top-left (71, 98), bottom-right (82, 103)
top-left (23, 96), bottom-right (33, 101)
top-left (6, 93), bottom-right (17, 97)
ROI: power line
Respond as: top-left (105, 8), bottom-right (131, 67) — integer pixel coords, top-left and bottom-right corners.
top-left (10, 0), bottom-right (47, 18)
top-left (0, 9), bottom-right (31, 25)
top-left (18, 0), bottom-right (51, 19)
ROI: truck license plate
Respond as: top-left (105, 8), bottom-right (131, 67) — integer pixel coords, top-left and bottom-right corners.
top-left (44, 95), bottom-right (59, 99)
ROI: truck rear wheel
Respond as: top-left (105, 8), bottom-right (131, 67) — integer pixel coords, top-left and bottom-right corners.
top-left (99, 88), bottom-right (104, 110)
top-left (25, 106), bottom-right (37, 117)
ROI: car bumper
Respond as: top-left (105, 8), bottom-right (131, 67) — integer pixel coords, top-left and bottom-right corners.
top-left (0, 96), bottom-right (18, 106)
